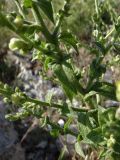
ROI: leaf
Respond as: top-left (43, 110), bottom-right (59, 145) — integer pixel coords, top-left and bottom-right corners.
top-left (62, 63), bottom-right (78, 94)
top-left (0, 12), bottom-right (15, 31)
top-left (18, 24), bottom-right (41, 35)
top-left (41, 116), bottom-right (48, 128)
top-left (62, 85), bottom-right (74, 101)
top-left (84, 91), bottom-right (97, 101)
top-left (58, 145), bottom-right (67, 160)
top-left (114, 42), bottom-right (120, 52)
top-left (45, 90), bottom-right (53, 104)
top-left (64, 116), bottom-right (73, 132)
top-left (95, 41), bottom-right (106, 54)
top-left (22, 0), bottom-right (33, 8)
top-left (50, 129), bottom-right (59, 137)
top-left (44, 57), bottom-right (52, 71)
top-left (32, 49), bottom-right (42, 61)
top-left (98, 106), bottom-right (106, 127)
top-left (62, 62), bottom-right (84, 94)
top-left (87, 127), bottom-right (104, 144)
top-left (98, 149), bottom-right (108, 159)
top-left (33, 0), bottom-right (54, 23)
top-left (75, 142), bottom-right (85, 158)
top-left (91, 81), bottom-right (116, 100)
top-left (98, 106), bottom-right (116, 127)
top-left (78, 112), bottom-right (91, 138)
top-left (59, 31), bottom-right (79, 54)
top-left (52, 63), bottom-right (77, 101)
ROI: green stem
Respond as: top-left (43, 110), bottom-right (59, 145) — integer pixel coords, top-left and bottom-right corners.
top-left (104, 27), bottom-right (115, 40)
top-left (0, 86), bottom-right (97, 113)
top-left (95, 0), bottom-right (99, 16)
top-left (27, 97), bottom-right (90, 113)
top-left (14, 0), bottom-right (26, 19)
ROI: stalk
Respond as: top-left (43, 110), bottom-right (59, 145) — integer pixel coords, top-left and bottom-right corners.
top-left (95, 0), bottom-right (99, 16)
top-left (14, 0), bottom-right (26, 19)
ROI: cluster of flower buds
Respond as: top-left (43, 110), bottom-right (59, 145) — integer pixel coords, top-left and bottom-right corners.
top-left (0, 82), bottom-right (13, 102)
top-left (9, 37), bottom-right (32, 54)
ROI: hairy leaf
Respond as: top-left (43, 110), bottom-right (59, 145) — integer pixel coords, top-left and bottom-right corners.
top-left (33, 0), bottom-right (54, 23)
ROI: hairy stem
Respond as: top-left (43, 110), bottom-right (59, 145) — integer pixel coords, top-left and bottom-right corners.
top-left (14, 0), bottom-right (26, 19)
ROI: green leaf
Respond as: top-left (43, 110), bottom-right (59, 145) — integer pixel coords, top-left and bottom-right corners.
top-left (50, 129), bottom-right (59, 137)
top-left (98, 106), bottom-right (106, 127)
top-left (32, 49), bottom-right (42, 61)
top-left (75, 142), bottom-right (85, 158)
top-left (0, 12), bottom-right (15, 31)
top-left (78, 112), bottom-right (91, 138)
top-left (44, 57), bottom-right (52, 71)
top-left (45, 90), bottom-right (53, 104)
top-left (62, 63), bottom-right (78, 94)
top-left (22, 0), bottom-right (33, 8)
top-left (98, 106), bottom-right (116, 127)
top-left (64, 116), bottom-right (73, 132)
top-left (58, 145), bottom-right (67, 160)
top-left (59, 31), bottom-right (79, 54)
top-left (52, 63), bottom-right (77, 101)
top-left (87, 127), bottom-right (104, 144)
top-left (33, 0), bottom-right (54, 23)
top-left (62, 62), bottom-right (84, 94)
top-left (84, 91), bottom-right (97, 101)
top-left (95, 41), bottom-right (106, 54)
top-left (62, 85), bottom-right (74, 101)
top-left (18, 24), bottom-right (41, 35)
top-left (91, 82), bottom-right (116, 100)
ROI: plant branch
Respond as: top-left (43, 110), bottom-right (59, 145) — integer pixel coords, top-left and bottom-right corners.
top-left (104, 27), bottom-right (115, 40)
top-left (0, 85), bottom-right (97, 114)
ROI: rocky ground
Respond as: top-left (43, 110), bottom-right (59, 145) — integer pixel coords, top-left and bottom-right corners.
top-left (0, 50), bottom-right (80, 160)
top-left (0, 48), bottom-right (119, 160)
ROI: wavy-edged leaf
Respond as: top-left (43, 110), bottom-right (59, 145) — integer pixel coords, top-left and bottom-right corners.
top-left (18, 24), bottom-right (42, 35)
top-left (95, 41), bottom-right (106, 54)
top-left (84, 91), bottom-right (97, 101)
top-left (64, 116), bottom-right (73, 132)
top-left (87, 127), bottom-right (104, 144)
top-left (75, 142), bottom-right (85, 158)
top-left (59, 31), bottom-right (79, 54)
top-left (22, 0), bottom-right (33, 8)
top-left (33, 0), bottom-right (54, 23)
top-left (91, 81), bottom-right (116, 100)
top-left (78, 112), bottom-right (92, 138)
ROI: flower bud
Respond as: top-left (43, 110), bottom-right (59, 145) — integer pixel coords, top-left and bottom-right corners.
top-left (3, 97), bottom-right (10, 103)
top-left (107, 135), bottom-right (116, 148)
top-left (4, 84), bottom-right (10, 90)
top-left (14, 16), bottom-right (23, 27)
top-left (9, 38), bottom-right (25, 51)
top-left (11, 92), bottom-right (26, 106)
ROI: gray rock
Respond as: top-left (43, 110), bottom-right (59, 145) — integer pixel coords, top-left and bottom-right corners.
top-left (36, 141), bottom-right (48, 149)
top-left (66, 134), bottom-right (76, 144)
top-left (0, 100), bottom-right (17, 155)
